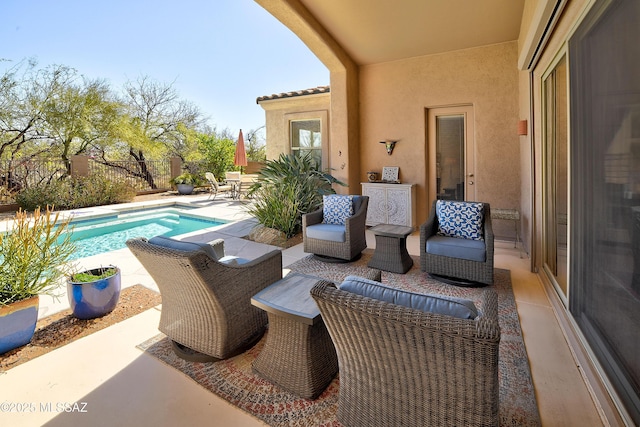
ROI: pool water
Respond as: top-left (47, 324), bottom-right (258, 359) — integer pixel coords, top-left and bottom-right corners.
top-left (62, 208), bottom-right (225, 260)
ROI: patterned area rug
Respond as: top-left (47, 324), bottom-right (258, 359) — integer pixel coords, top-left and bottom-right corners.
top-left (139, 252), bottom-right (541, 426)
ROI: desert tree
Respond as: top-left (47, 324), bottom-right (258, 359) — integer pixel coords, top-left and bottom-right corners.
top-left (113, 76), bottom-right (204, 188)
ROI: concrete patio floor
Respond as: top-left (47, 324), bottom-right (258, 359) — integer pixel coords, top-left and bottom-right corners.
top-left (0, 194), bottom-right (603, 426)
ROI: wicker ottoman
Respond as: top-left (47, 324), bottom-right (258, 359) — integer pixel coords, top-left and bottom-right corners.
top-left (251, 273), bottom-right (338, 399)
top-left (368, 224), bottom-right (414, 273)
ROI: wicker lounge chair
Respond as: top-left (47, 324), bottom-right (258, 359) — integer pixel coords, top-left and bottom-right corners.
top-left (126, 236), bottom-right (282, 361)
top-left (311, 279), bottom-right (501, 427)
top-left (420, 200), bottom-right (494, 285)
top-left (302, 195), bottom-right (369, 262)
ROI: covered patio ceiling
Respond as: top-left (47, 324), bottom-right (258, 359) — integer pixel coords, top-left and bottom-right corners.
top-left (300, 0), bottom-right (526, 65)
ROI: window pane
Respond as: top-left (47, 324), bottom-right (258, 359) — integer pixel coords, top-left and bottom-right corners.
top-left (436, 115), bottom-right (465, 201)
top-left (291, 119), bottom-right (322, 169)
top-left (570, 0), bottom-right (640, 421)
top-left (291, 120), bottom-right (321, 148)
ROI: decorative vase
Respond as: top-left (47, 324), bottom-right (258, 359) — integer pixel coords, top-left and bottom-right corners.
top-left (67, 266), bottom-right (121, 320)
top-left (176, 184), bottom-right (194, 195)
top-left (367, 171), bottom-right (378, 182)
top-left (0, 296), bottom-right (39, 354)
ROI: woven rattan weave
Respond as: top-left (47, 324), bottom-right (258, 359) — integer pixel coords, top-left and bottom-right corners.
top-left (311, 280), bottom-right (501, 427)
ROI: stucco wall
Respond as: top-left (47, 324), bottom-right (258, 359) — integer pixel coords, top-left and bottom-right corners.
top-left (259, 93), bottom-right (331, 160)
top-left (359, 42), bottom-right (521, 237)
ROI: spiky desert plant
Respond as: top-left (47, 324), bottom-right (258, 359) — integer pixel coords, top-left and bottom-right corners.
top-left (247, 153), bottom-right (345, 238)
top-left (0, 207), bottom-right (76, 305)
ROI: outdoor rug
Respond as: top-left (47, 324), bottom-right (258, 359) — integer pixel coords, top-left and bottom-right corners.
top-left (139, 252), bottom-right (541, 426)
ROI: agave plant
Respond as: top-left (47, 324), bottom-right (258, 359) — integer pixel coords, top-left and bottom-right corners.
top-left (247, 153), bottom-right (345, 238)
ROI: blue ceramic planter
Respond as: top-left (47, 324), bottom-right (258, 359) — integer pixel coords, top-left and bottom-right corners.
top-left (67, 266), bottom-right (121, 320)
top-left (0, 296), bottom-right (39, 355)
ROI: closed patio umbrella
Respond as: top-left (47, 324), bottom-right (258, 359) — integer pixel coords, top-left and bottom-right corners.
top-left (234, 129), bottom-right (248, 170)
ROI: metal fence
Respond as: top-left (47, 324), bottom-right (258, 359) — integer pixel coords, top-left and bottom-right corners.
top-left (0, 158), bottom-right (67, 204)
top-left (0, 157), bottom-right (172, 205)
top-left (88, 159), bottom-right (172, 192)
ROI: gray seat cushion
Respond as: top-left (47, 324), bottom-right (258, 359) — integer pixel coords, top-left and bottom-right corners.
top-left (352, 195), bottom-right (363, 213)
top-left (218, 255), bottom-right (251, 265)
top-left (339, 275), bottom-right (478, 319)
top-left (305, 223), bottom-right (346, 242)
top-left (148, 235), bottom-right (221, 260)
top-left (426, 235), bottom-right (486, 262)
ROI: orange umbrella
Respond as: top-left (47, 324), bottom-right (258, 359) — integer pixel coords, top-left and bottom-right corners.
top-left (234, 129), bottom-right (248, 168)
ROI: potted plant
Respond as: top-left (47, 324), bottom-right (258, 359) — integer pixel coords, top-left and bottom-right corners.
top-left (67, 266), bottom-right (121, 320)
top-left (170, 172), bottom-right (203, 195)
top-left (0, 207), bottom-right (76, 354)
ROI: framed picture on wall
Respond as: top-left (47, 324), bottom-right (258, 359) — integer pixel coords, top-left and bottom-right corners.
top-left (382, 166), bottom-right (399, 182)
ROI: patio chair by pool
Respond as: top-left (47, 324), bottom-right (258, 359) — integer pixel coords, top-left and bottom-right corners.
top-left (311, 276), bottom-right (500, 427)
top-left (126, 236), bottom-right (282, 361)
top-left (420, 200), bottom-right (494, 286)
top-left (302, 195), bottom-right (369, 262)
top-left (205, 172), bottom-right (233, 200)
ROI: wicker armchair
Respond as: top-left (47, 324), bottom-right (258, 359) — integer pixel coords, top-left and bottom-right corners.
top-left (420, 200), bottom-right (494, 285)
top-left (311, 280), bottom-right (501, 427)
top-left (302, 195), bottom-right (368, 261)
top-left (126, 236), bottom-right (282, 361)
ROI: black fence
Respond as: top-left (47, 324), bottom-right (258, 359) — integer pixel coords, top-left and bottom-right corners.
top-left (0, 158), bottom-right (67, 204)
top-left (0, 157), bottom-right (173, 205)
top-left (88, 159), bottom-right (172, 192)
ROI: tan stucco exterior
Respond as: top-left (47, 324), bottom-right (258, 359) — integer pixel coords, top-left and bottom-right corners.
top-left (258, 41), bottom-right (521, 238)
top-left (258, 93), bottom-right (330, 161)
top-left (254, 0), bottom-right (360, 194)
top-left (359, 42), bottom-right (520, 234)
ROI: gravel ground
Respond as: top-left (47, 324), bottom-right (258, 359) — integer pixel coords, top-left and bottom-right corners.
top-left (0, 285), bottom-right (161, 371)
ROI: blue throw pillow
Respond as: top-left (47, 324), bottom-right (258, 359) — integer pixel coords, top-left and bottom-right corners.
top-left (322, 195), bottom-right (354, 225)
top-left (436, 200), bottom-right (484, 240)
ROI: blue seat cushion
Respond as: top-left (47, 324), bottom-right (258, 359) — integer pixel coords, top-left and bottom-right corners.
top-left (339, 275), bottom-right (478, 319)
top-left (426, 235), bottom-right (486, 262)
top-left (148, 235), bottom-right (221, 260)
top-left (305, 223), bottom-right (346, 242)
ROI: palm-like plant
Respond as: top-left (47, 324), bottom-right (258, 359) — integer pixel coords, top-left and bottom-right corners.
top-left (247, 153), bottom-right (345, 238)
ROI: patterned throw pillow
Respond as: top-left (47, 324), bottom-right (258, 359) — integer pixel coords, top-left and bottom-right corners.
top-left (322, 195), bottom-right (354, 225)
top-left (436, 200), bottom-right (484, 240)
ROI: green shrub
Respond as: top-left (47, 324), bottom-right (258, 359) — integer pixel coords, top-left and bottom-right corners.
top-left (15, 175), bottom-right (136, 211)
top-left (169, 172), bottom-right (203, 186)
top-left (247, 153), bottom-right (345, 238)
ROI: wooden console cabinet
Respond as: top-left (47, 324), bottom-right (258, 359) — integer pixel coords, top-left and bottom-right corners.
top-left (361, 182), bottom-right (416, 228)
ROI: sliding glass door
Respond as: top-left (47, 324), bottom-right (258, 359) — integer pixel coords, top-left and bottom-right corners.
top-left (542, 54), bottom-right (568, 300)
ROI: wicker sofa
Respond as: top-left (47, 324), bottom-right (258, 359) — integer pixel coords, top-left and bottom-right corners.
top-left (420, 200), bottom-right (494, 285)
top-left (311, 278), bottom-right (501, 427)
top-left (302, 195), bottom-right (369, 261)
top-left (126, 236), bottom-right (282, 361)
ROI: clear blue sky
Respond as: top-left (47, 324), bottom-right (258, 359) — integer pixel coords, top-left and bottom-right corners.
top-left (0, 0), bottom-right (329, 135)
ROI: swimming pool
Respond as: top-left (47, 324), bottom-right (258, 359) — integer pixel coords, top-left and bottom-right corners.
top-left (62, 207), bottom-right (226, 260)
